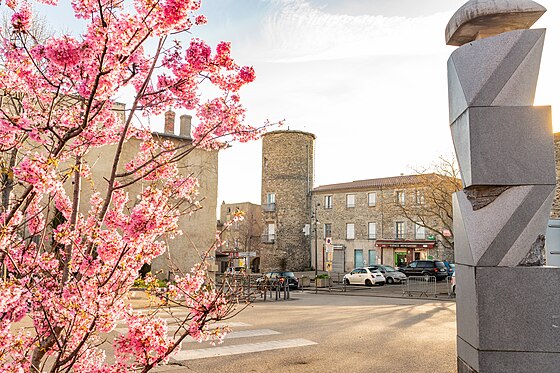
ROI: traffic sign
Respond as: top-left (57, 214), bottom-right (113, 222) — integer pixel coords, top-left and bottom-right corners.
top-left (238, 251), bottom-right (257, 257)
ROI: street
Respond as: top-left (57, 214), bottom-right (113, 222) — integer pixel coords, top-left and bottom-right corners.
top-left (149, 291), bottom-right (457, 373)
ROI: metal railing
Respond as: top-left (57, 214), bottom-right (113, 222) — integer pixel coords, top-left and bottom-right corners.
top-left (402, 276), bottom-right (437, 297)
top-left (261, 234), bottom-right (275, 243)
top-left (262, 203), bottom-right (276, 212)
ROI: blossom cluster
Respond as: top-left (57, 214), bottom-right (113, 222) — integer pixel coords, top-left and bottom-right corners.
top-left (0, 0), bottom-right (263, 370)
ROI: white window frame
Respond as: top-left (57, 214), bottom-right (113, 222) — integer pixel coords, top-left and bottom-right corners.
top-left (395, 221), bottom-right (405, 239)
top-left (415, 223), bottom-right (426, 239)
top-left (324, 223), bottom-right (332, 239)
top-left (368, 222), bottom-right (377, 240)
top-left (346, 194), bottom-right (355, 208)
top-left (267, 223), bottom-right (275, 241)
top-left (415, 190), bottom-right (425, 205)
top-left (368, 192), bottom-right (377, 207)
top-left (396, 191), bottom-right (405, 206)
top-left (346, 223), bottom-right (355, 240)
top-left (267, 192), bottom-right (275, 204)
top-left (324, 195), bottom-right (333, 209)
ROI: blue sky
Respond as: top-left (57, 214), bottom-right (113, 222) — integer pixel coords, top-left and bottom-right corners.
top-left (20, 0), bottom-right (560, 209)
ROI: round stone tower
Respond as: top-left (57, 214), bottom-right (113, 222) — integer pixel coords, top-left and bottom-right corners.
top-left (261, 130), bottom-right (315, 272)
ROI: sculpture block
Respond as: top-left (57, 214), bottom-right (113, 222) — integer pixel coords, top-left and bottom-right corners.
top-left (451, 106), bottom-right (554, 188)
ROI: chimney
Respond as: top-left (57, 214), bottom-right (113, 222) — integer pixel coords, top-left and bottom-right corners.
top-left (164, 109), bottom-right (175, 134)
top-left (180, 114), bottom-right (192, 139)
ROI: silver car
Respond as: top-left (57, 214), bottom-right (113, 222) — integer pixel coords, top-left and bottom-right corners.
top-left (368, 265), bottom-right (407, 284)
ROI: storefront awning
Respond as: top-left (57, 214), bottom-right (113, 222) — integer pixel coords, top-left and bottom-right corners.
top-left (374, 239), bottom-right (436, 249)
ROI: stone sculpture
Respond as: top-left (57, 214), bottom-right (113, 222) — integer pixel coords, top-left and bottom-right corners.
top-left (446, 1), bottom-right (560, 372)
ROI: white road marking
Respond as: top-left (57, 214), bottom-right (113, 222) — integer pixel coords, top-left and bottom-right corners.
top-left (113, 321), bottom-right (251, 334)
top-left (178, 329), bottom-right (280, 343)
top-left (172, 338), bottom-right (317, 361)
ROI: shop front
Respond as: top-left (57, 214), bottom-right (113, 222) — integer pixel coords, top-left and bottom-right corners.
top-left (374, 239), bottom-right (436, 267)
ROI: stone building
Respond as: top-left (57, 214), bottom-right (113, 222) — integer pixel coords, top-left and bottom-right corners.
top-left (311, 174), bottom-right (455, 273)
top-left (216, 201), bottom-right (263, 273)
top-left (260, 130), bottom-right (315, 272)
top-left (84, 108), bottom-right (219, 278)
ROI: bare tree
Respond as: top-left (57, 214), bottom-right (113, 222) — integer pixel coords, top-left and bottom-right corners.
top-left (399, 155), bottom-right (462, 252)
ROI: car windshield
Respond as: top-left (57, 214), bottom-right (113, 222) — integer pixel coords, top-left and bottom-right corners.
top-left (382, 266), bottom-right (397, 272)
top-left (436, 262), bottom-right (446, 269)
top-left (280, 272), bottom-right (295, 278)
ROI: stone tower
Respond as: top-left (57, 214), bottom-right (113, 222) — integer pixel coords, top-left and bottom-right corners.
top-left (261, 130), bottom-right (315, 271)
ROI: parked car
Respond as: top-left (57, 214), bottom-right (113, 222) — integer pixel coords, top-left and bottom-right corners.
top-left (225, 266), bottom-right (246, 275)
top-left (257, 271), bottom-right (299, 289)
top-left (399, 260), bottom-right (448, 280)
top-left (451, 271), bottom-right (456, 294)
top-left (443, 261), bottom-right (455, 276)
top-left (368, 265), bottom-right (407, 284)
top-left (343, 267), bottom-right (385, 286)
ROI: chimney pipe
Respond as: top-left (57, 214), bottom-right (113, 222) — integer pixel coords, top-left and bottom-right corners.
top-left (164, 110), bottom-right (175, 134)
top-left (180, 114), bottom-right (192, 139)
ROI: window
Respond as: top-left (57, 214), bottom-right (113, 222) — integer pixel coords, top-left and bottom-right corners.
top-left (324, 223), bottom-right (332, 239)
top-left (346, 223), bottom-right (355, 240)
top-left (368, 192), bottom-right (377, 206)
top-left (395, 221), bottom-right (405, 239)
top-left (396, 191), bottom-right (405, 206)
top-left (415, 190), bottom-right (425, 205)
top-left (368, 222), bottom-right (377, 240)
top-left (346, 194), bottom-right (355, 208)
top-left (264, 192), bottom-right (276, 212)
top-left (267, 192), bottom-right (275, 204)
top-left (324, 195), bottom-right (333, 209)
top-left (263, 223), bottom-right (275, 243)
top-left (415, 223), bottom-right (426, 239)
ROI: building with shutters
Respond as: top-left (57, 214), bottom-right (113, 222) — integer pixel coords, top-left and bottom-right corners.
top-left (310, 174), bottom-right (455, 273)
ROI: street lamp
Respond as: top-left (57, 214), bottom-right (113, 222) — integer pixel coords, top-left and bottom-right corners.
top-left (313, 201), bottom-right (320, 294)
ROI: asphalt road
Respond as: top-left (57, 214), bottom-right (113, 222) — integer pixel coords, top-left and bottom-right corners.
top-left (153, 291), bottom-right (457, 373)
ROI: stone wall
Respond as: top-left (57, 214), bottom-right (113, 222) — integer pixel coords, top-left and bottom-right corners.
top-left (261, 130), bottom-right (315, 271)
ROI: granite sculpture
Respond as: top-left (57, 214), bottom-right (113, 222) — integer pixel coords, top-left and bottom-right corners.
top-left (446, 1), bottom-right (559, 372)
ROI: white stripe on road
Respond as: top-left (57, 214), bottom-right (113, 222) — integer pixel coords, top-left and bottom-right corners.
top-left (172, 338), bottom-right (317, 361)
top-left (114, 321), bottom-right (251, 334)
top-left (179, 329), bottom-right (280, 343)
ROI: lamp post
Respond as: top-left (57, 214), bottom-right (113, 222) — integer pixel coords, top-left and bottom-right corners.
top-left (313, 201), bottom-right (320, 294)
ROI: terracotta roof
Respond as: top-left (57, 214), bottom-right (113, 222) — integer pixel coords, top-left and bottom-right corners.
top-left (312, 174), bottom-right (440, 193)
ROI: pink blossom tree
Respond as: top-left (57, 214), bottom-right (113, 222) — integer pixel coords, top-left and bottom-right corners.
top-left (0, 0), bottom-right (265, 371)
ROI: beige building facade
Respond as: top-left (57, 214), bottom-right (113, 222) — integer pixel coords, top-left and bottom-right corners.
top-left (84, 109), bottom-right (219, 279)
top-left (311, 175), bottom-right (454, 273)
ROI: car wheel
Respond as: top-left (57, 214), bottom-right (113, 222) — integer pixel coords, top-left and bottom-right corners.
top-left (386, 277), bottom-right (394, 285)
top-left (365, 279), bottom-right (373, 287)
top-left (422, 271), bottom-right (430, 278)
top-left (343, 278), bottom-right (350, 285)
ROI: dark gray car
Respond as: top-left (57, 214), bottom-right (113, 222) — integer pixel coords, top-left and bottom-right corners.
top-left (368, 265), bottom-right (407, 284)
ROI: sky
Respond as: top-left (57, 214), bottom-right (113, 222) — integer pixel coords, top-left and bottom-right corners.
top-left (25, 0), bottom-right (560, 209)
top-left (191, 0), bottom-right (560, 207)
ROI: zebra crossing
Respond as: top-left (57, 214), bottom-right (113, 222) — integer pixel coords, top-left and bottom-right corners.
top-left (114, 308), bottom-right (317, 361)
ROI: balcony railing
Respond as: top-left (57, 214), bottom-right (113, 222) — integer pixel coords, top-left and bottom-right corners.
top-left (261, 234), bottom-right (275, 243)
top-left (262, 203), bottom-right (276, 212)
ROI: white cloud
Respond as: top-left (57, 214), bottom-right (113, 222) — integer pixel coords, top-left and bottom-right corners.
top-left (258, 0), bottom-right (454, 62)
